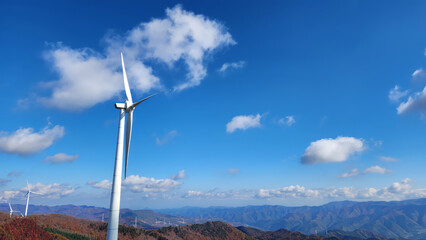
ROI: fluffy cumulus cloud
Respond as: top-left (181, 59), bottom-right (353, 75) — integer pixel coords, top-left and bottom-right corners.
top-left (0, 182), bottom-right (74, 202)
top-left (397, 86), bottom-right (426, 114)
top-left (24, 183), bottom-right (75, 199)
top-left (256, 179), bottom-right (426, 200)
top-left (257, 185), bottom-right (320, 199)
top-left (226, 114), bottom-right (262, 133)
top-left (39, 46), bottom-right (126, 110)
top-left (278, 115), bottom-right (295, 126)
top-left (123, 175), bottom-right (182, 192)
top-left (44, 153), bottom-right (79, 164)
top-left (339, 165), bottom-right (393, 178)
top-left (388, 85), bottom-right (408, 102)
top-left (87, 180), bottom-right (112, 190)
top-left (170, 170), bottom-right (186, 180)
top-left (88, 174), bottom-right (182, 193)
top-left (38, 5), bottom-right (234, 110)
top-left (156, 130), bottom-right (178, 145)
top-left (218, 61), bottom-right (246, 72)
top-left (301, 136), bottom-right (365, 164)
top-left (0, 124), bottom-right (64, 156)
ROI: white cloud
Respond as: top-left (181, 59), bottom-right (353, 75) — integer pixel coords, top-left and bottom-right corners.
top-left (228, 168), bottom-right (240, 175)
top-left (156, 130), bottom-right (178, 145)
top-left (23, 183), bottom-right (75, 199)
top-left (363, 165), bottom-right (393, 174)
top-left (88, 175), bottom-right (182, 193)
top-left (301, 136), bottom-right (365, 164)
top-left (256, 179), bottom-right (426, 200)
top-left (38, 5), bottom-right (235, 110)
top-left (0, 182), bottom-right (75, 202)
top-left (339, 165), bottom-right (392, 178)
top-left (183, 189), bottom-right (252, 200)
top-left (397, 86), bottom-right (426, 114)
top-left (0, 124), bottom-right (64, 156)
top-left (45, 153), bottom-right (79, 164)
top-left (218, 61), bottom-right (246, 72)
top-left (278, 115), bottom-right (295, 126)
top-left (87, 180), bottom-right (112, 190)
top-left (411, 68), bottom-right (426, 82)
top-left (339, 168), bottom-right (360, 178)
top-left (257, 185), bottom-right (320, 199)
top-left (380, 156), bottom-right (399, 162)
top-left (0, 190), bottom-right (20, 202)
top-left (123, 175), bottom-right (182, 192)
top-left (226, 114), bottom-right (262, 133)
top-left (39, 46), bottom-right (130, 111)
top-left (388, 85), bottom-right (408, 102)
top-left (170, 170), bottom-right (186, 180)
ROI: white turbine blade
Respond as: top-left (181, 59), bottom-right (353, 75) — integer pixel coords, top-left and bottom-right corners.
top-left (130, 92), bottom-right (159, 109)
top-left (27, 180), bottom-right (30, 192)
top-left (9, 203), bottom-right (12, 211)
top-left (121, 52), bottom-right (133, 104)
top-left (31, 191), bottom-right (43, 195)
top-left (124, 110), bottom-right (133, 179)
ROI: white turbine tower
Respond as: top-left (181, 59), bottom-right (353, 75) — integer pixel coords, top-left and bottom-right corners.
top-left (24, 181), bottom-right (41, 217)
top-left (106, 53), bottom-right (157, 240)
top-left (8, 203), bottom-right (20, 218)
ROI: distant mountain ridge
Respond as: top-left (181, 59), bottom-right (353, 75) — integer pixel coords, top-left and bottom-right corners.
top-left (158, 198), bottom-right (426, 239)
top-left (1, 198), bottom-right (425, 239)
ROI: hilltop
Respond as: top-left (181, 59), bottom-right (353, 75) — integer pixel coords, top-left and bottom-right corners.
top-left (0, 212), bottom-right (343, 240)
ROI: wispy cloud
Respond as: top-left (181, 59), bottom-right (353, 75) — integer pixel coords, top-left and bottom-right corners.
top-left (7, 170), bottom-right (22, 177)
top-left (44, 153), bottom-right (79, 164)
top-left (37, 5), bottom-right (235, 110)
top-left (388, 85), bottom-right (408, 102)
top-left (156, 130), bottom-right (178, 145)
top-left (412, 68), bottom-right (426, 82)
top-left (226, 114), bottom-right (262, 133)
top-left (301, 136), bottom-right (365, 164)
top-left (0, 124), bottom-right (64, 156)
top-left (170, 170), bottom-right (186, 180)
top-left (339, 165), bottom-right (393, 178)
top-left (338, 168), bottom-right (360, 178)
top-left (218, 61), bottom-right (246, 73)
top-left (0, 179), bottom-right (10, 187)
top-left (278, 115), bottom-right (295, 126)
top-left (228, 168), bottom-right (240, 175)
top-left (380, 156), bottom-right (399, 162)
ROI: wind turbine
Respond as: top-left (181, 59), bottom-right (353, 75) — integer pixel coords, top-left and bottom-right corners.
top-left (106, 53), bottom-right (157, 240)
top-left (24, 181), bottom-right (41, 217)
top-left (8, 203), bottom-right (20, 218)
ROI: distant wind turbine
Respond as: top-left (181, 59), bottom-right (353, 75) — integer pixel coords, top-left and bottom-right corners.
top-left (106, 53), bottom-right (158, 240)
top-left (8, 203), bottom-right (20, 218)
top-left (24, 181), bottom-right (42, 217)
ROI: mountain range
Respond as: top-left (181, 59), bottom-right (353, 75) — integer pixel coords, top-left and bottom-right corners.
top-left (1, 198), bottom-right (425, 239)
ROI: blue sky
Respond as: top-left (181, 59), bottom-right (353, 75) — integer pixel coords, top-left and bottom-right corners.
top-left (1, 0), bottom-right (426, 209)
